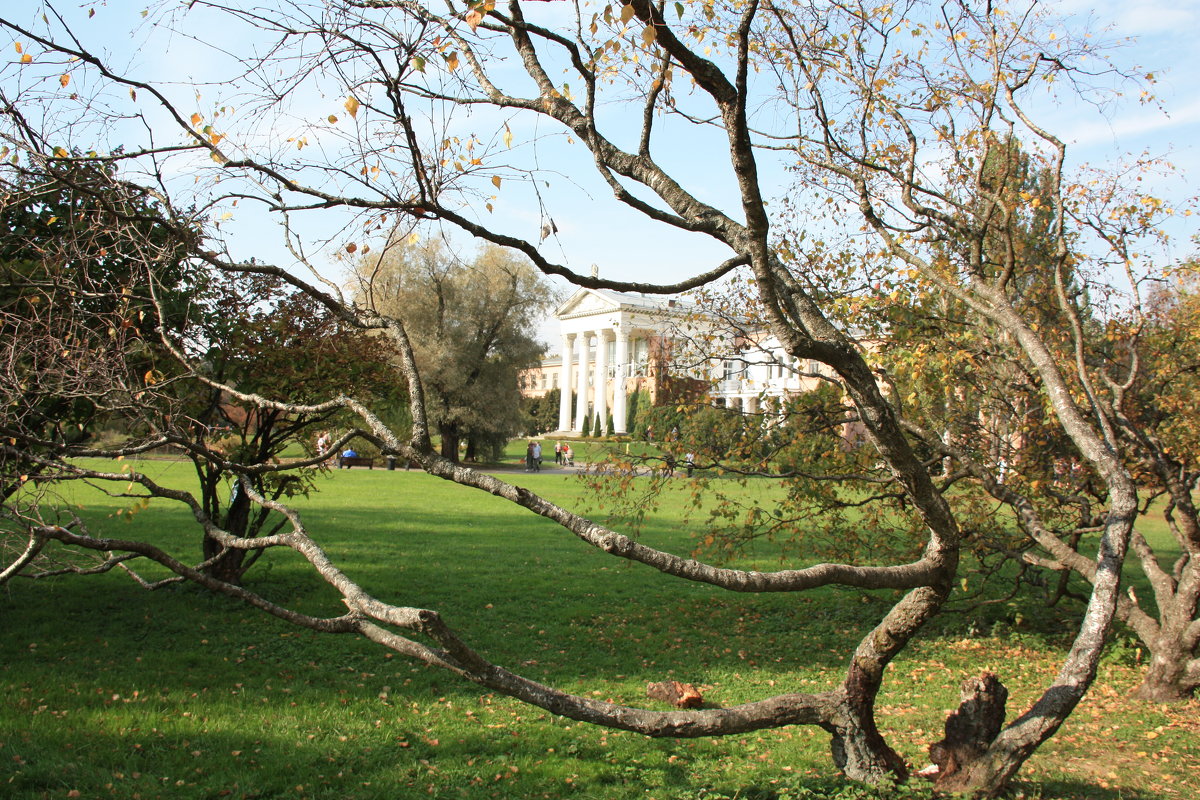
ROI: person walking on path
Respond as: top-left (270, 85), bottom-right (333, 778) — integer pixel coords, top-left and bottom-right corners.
top-left (532, 441), bottom-right (542, 472)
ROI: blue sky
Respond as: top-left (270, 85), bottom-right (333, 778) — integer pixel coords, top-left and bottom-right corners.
top-left (3, 0), bottom-right (1198, 295)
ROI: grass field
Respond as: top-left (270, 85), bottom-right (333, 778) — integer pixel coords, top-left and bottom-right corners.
top-left (2, 460), bottom-right (1197, 799)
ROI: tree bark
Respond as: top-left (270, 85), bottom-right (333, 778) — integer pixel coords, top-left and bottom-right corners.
top-left (828, 694), bottom-right (909, 783)
top-left (439, 426), bottom-right (461, 462)
top-left (931, 673), bottom-right (1009, 792)
top-left (1136, 638), bottom-right (1199, 702)
top-left (202, 479), bottom-right (251, 585)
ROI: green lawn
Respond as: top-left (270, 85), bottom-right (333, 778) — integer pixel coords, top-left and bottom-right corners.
top-left (1, 460), bottom-right (1196, 799)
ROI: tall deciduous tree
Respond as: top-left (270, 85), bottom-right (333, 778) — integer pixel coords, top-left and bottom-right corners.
top-left (354, 239), bottom-right (552, 461)
top-left (0, 1), bottom-right (1185, 795)
top-left (1098, 273), bottom-right (1200, 700)
top-left (0, 161), bottom-right (200, 502)
top-left (184, 272), bottom-right (405, 583)
top-left (829, 146), bottom-right (1200, 704)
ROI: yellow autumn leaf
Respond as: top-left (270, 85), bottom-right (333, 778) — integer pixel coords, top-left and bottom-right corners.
top-left (60, 74), bottom-right (70, 88)
top-left (642, 25), bottom-right (657, 45)
top-left (20, 53), bottom-right (32, 64)
top-left (13, 42), bottom-right (22, 54)
top-left (328, 114), bottom-right (338, 123)
top-left (446, 51), bottom-right (459, 71)
top-left (190, 113), bottom-right (202, 127)
top-left (491, 175), bottom-right (501, 189)
top-left (466, 9), bottom-right (483, 30)
top-left (503, 125), bottom-right (513, 148)
top-left (345, 95), bottom-right (360, 118)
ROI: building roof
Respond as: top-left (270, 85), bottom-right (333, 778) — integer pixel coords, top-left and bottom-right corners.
top-left (554, 287), bottom-right (695, 320)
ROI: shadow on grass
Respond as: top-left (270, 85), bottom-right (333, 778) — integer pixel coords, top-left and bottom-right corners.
top-left (2, 709), bottom-right (1157, 800)
top-left (1, 715), bottom-right (760, 800)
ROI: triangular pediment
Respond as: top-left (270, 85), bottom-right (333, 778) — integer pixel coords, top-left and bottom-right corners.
top-left (555, 288), bottom-right (621, 319)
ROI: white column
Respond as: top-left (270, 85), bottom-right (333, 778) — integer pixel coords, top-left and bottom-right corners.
top-left (594, 329), bottom-right (609, 435)
top-left (574, 333), bottom-right (589, 431)
top-left (612, 326), bottom-right (629, 433)
top-left (558, 333), bottom-right (574, 432)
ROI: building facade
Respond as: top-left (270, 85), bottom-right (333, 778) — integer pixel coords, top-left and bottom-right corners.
top-left (520, 287), bottom-right (860, 437)
top-left (530, 288), bottom-right (695, 434)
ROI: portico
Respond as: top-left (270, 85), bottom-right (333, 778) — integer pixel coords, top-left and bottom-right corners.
top-left (552, 288), bottom-right (688, 436)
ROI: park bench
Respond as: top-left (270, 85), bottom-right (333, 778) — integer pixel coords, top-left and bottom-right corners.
top-left (337, 455), bottom-right (376, 469)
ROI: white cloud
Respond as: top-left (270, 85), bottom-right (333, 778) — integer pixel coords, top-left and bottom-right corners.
top-left (1060, 97), bottom-right (1200, 148)
top-left (1052, 0), bottom-right (1200, 36)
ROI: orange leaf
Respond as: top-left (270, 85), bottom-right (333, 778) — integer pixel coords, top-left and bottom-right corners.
top-left (59, 74), bottom-right (70, 88)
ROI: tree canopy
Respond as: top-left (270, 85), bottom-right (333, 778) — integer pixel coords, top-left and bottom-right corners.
top-left (354, 239), bottom-right (554, 461)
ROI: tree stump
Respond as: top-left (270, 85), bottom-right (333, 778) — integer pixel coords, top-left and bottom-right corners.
top-left (928, 672), bottom-right (1008, 783)
top-left (646, 680), bottom-right (704, 708)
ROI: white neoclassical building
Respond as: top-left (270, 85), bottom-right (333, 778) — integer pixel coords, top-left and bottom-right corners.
top-left (521, 287), bottom-right (856, 437)
top-left (547, 287), bottom-right (697, 435)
